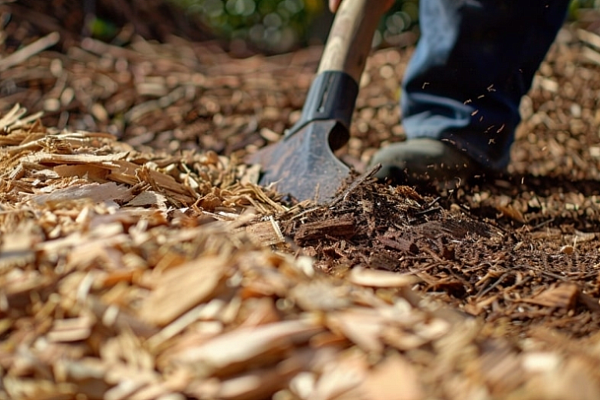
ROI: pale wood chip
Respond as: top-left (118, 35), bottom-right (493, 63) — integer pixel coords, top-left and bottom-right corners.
top-left (104, 363), bottom-right (159, 386)
top-left (171, 320), bottom-right (323, 377)
top-left (358, 352), bottom-right (424, 400)
top-left (127, 381), bottom-right (171, 400)
top-left (574, 230), bottom-right (597, 242)
top-left (31, 182), bottom-right (134, 205)
top-left (522, 352), bottom-right (561, 374)
top-left (2, 377), bottom-right (76, 400)
top-left (237, 297), bottom-right (280, 328)
top-left (136, 167), bottom-right (197, 205)
top-left (106, 159), bottom-right (141, 185)
top-left (349, 267), bottom-right (420, 288)
top-left (522, 356), bottom-right (600, 400)
top-left (104, 379), bottom-right (147, 400)
top-left (311, 352), bottom-right (368, 400)
top-left (60, 357), bottom-right (108, 382)
top-left (126, 191), bottom-right (168, 208)
top-left (53, 164), bottom-right (110, 180)
top-left (578, 28), bottom-right (600, 51)
top-left (326, 309), bottom-right (385, 354)
top-left (289, 280), bottom-right (352, 312)
top-left (146, 303), bottom-right (219, 350)
top-left (289, 372), bottom-right (317, 400)
top-left (22, 151), bottom-right (129, 165)
top-left (138, 256), bottom-right (228, 326)
top-left (0, 104), bottom-right (28, 131)
top-left (47, 320), bottom-right (93, 343)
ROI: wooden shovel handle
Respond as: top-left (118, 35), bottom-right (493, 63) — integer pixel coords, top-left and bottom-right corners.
top-left (317, 0), bottom-right (389, 82)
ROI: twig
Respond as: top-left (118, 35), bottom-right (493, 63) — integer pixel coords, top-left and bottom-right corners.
top-left (329, 163), bottom-right (381, 207)
top-left (0, 32), bottom-right (60, 72)
top-left (476, 272), bottom-right (510, 299)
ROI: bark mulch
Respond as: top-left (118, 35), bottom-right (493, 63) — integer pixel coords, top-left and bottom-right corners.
top-left (3, 2), bottom-right (600, 399)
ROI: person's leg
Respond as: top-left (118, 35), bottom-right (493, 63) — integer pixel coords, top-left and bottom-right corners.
top-left (374, 0), bottom-right (570, 183)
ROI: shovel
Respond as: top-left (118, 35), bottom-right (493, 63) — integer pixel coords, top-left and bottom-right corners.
top-left (247, 0), bottom-right (389, 203)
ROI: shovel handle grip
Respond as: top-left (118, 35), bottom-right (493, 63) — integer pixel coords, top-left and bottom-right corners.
top-left (317, 0), bottom-right (389, 82)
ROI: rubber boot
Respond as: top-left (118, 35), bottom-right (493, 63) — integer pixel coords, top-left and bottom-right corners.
top-left (370, 138), bottom-right (478, 187)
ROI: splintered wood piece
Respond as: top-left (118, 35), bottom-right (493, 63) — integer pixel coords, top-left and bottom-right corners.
top-left (295, 215), bottom-right (355, 244)
top-left (136, 167), bottom-right (197, 205)
top-left (126, 191), bottom-right (168, 208)
top-left (245, 219), bottom-right (285, 247)
top-left (53, 164), bottom-right (111, 181)
top-left (376, 236), bottom-right (419, 254)
top-left (22, 151), bottom-right (129, 165)
top-left (524, 284), bottom-right (580, 309)
top-left (104, 160), bottom-right (141, 185)
top-left (138, 256), bottom-right (228, 326)
top-left (0, 104), bottom-right (28, 131)
top-left (170, 320), bottom-right (323, 376)
top-left (31, 182), bottom-right (134, 204)
top-left (349, 267), bottom-right (419, 288)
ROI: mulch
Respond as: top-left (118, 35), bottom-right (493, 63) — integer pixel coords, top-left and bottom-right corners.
top-left (3, 1), bottom-right (600, 399)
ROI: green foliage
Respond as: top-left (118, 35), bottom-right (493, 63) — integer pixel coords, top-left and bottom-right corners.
top-left (171, 0), bottom-right (323, 53)
top-left (169, 0), bottom-right (600, 54)
top-left (169, 0), bottom-right (418, 53)
top-left (88, 17), bottom-right (119, 40)
top-left (375, 0), bottom-right (418, 47)
top-left (569, 0), bottom-right (600, 19)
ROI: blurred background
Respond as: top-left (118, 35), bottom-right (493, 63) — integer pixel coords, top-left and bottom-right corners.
top-left (4, 0), bottom-right (600, 55)
top-left (86, 0), bottom-right (600, 53)
top-left (167, 0), bottom-right (419, 53)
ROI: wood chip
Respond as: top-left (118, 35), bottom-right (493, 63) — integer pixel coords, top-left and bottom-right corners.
top-left (170, 320), bottom-right (323, 376)
top-left (138, 256), bottom-right (228, 326)
top-left (525, 284), bottom-right (580, 309)
top-left (349, 267), bottom-right (419, 288)
top-left (358, 352), bottom-right (424, 400)
top-left (31, 182), bottom-right (134, 205)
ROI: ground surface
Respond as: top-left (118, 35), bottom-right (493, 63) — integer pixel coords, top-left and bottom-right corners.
top-left (2, 2), bottom-right (600, 399)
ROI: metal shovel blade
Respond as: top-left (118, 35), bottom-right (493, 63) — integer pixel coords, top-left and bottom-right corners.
top-left (248, 119), bottom-right (350, 203)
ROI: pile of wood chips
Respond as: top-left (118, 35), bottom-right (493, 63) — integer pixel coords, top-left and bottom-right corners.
top-left (2, 106), bottom-right (600, 400)
top-left (4, 2), bottom-right (600, 398)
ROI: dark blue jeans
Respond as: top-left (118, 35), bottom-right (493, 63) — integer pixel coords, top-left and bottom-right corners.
top-left (402, 0), bottom-right (570, 170)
